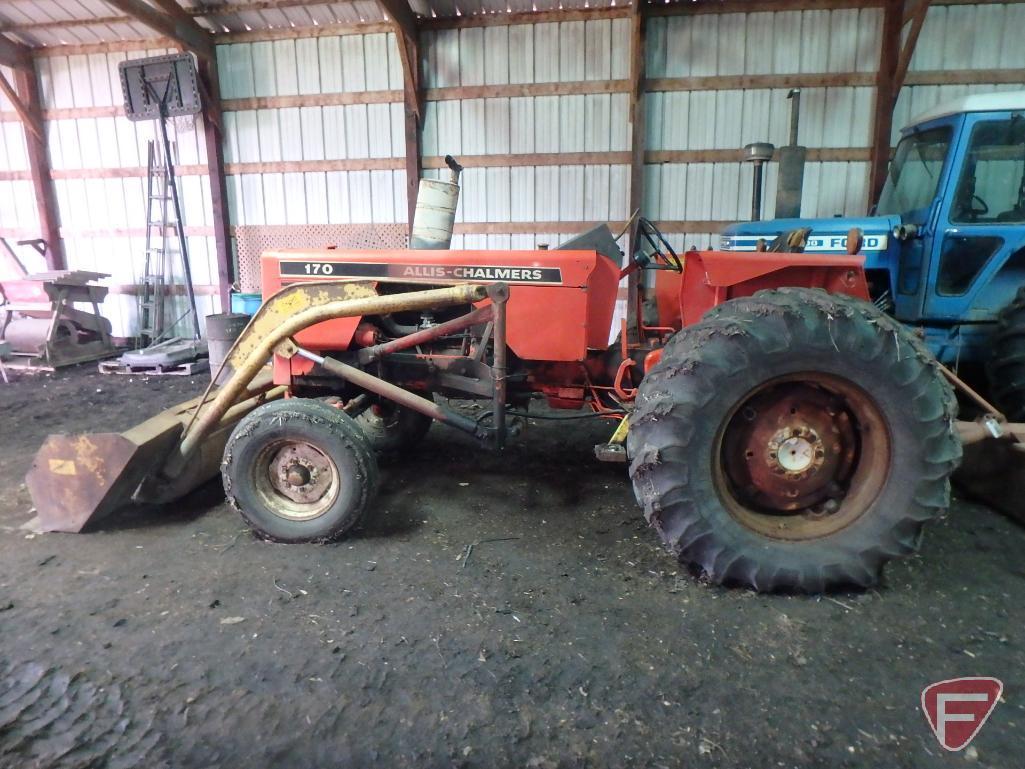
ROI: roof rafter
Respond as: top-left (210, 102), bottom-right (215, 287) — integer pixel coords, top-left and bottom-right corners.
top-left (0, 32), bottom-right (32, 70)
top-left (101, 0), bottom-right (214, 60)
top-left (375, 0), bottom-right (419, 40)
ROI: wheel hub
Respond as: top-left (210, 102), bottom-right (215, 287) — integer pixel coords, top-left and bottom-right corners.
top-left (268, 443), bottom-right (334, 508)
top-left (285, 464), bottom-right (312, 486)
top-left (722, 382), bottom-right (860, 513)
top-left (768, 426), bottom-right (823, 477)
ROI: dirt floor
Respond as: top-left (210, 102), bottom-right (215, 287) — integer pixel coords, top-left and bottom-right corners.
top-left (0, 364), bottom-right (1023, 769)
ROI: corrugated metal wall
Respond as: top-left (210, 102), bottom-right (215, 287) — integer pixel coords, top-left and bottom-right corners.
top-left (895, 2), bottom-right (1025, 137)
top-left (420, 20), bottom-right (632, 252)
top-left (217, 33), bottom-right (406, 228)
top-left (0, 64), bottom-right (42, 277)
top-left (647, 7), bottom-right (881, 250)
top-left (34, 47), bottom-right (220, 336)
top-left (2, 2), bottom-right (1024, 337)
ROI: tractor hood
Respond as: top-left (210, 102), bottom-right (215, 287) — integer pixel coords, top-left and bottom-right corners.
top-left (720, 215), bottom-right (903, 271)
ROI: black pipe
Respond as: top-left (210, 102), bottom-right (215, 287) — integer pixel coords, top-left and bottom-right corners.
top-left (490, 284), bottom-right (508, 449)
top-left (752, 162), bottom-right (765, 221)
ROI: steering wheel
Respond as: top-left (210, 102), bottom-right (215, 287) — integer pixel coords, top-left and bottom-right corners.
top-left (971, 195), bottom-right (989, 216)
top-left (636, 218), bottom-right (683, 273)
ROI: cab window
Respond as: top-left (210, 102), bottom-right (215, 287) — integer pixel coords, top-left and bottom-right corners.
top-left (877, 126), bottom-right (952, 216)
top-left (951, 117), bottom-right (1025, 224)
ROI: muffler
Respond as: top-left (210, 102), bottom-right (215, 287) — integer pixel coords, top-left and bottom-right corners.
top-left (410, 155), bottom-right (463, 249)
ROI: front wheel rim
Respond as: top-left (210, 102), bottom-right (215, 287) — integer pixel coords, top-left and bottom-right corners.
top-left (714, 373), bottom-right (891, 541)
top-left (253, 439), bottom-right (341, 521)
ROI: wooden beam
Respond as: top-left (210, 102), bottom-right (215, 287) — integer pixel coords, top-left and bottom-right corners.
top-left (102, 0), bottom-right (214, 60)
top-left (869, 0), bottom-right (932, 203)
top-left (647, 72), bottom-right (876, 91)
top-left (148, 0), bottom-right (200, 25)
top-left (894, 0), bottom-right (931, 91)
top-left (0, 0), bottom-right (1017, 37)
top-left (224, 91), bottom-right (400, 111)
top-left (12, 62), bottom-right (1025, 121)
top-left (868, 0), bottom-right (903, 205)
top-left (648, 0), bottom-right (885, 13)
top-left (0, 69), bottom-right (42, 142)
top-left (627, 0), bottom-right (646, 337)
top-left (401, 34), bottom-right (424, 233)
top-left (376, 0), bottom-right (419, 41)
top-left (13, 68), bottom-right (65, 271)
top-left (197, 52), bottom-right (233, 310)
top-left (420, 6), bottom-right (628, 29)
top-left (0, 33), bottom-right (32, 71)
top-left (377, 0), bottom-right (423, 233)
top-left (30, 147), bottom-right (874, 180)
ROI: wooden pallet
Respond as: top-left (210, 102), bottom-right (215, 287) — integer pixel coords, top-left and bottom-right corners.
top-left (98, 357), bottom-right (209, 376)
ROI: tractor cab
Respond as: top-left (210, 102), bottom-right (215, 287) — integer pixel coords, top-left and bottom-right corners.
top-left (721, 91), bottom-right (1025, 365)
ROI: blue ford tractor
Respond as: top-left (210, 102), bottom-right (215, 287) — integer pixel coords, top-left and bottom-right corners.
top-left (722, 92), bottom-right (1025, 420)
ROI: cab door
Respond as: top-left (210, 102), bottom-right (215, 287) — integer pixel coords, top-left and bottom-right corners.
top-left (924, 112), bottom-right (1025, 322)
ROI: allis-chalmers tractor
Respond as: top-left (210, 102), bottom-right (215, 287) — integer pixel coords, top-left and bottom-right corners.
top-left (26, 165), bottom-right (1025, 593)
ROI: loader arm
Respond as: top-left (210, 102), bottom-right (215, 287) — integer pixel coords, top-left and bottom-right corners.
top-left (26, 280), bottom-right (489, 533)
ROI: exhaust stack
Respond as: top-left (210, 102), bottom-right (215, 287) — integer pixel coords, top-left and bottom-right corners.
top-left (775, 89), bottom-right (807, 219)
top-left (410, 155), bottom-right (463, 249)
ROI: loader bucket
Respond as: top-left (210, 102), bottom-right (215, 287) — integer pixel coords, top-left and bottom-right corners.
top-left (954, 436), bottom-right (1025, 526)
top-left (26, 427), bottom-right (182, 533)
top-left (24, 371), bottom-right (284, 533)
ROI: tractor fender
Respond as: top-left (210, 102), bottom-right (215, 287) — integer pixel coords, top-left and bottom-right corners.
top-left (676, 250), bottom-right (870, 326)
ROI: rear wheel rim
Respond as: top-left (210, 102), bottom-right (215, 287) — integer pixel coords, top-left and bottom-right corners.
top-left (253, 440), bottom-right (340, 521)
top-left (714, 373), bottom-right (890, 541)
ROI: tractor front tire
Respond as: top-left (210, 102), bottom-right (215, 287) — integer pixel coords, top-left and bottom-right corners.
top-left (222, 399), bottom-right (379, 543)
top-left (989, 286), bottom-right (1025, 421)
top-left (628, 288), bottom-right (960, 592)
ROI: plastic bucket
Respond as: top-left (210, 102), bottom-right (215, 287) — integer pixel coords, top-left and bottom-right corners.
top-left (230, 292), bottom-right (262, 315)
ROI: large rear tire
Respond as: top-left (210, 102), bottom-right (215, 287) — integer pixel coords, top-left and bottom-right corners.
top-left (628, 288), bottom-right (960, 592)
top-left (222, 399), bottom-right (378, 543)
top-left (989, 286), bottom-right (1025, 420)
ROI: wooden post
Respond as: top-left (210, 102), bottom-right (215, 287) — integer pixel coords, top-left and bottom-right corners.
top-left (377, 0), bottom-right (424, 234)
top-left (627, 0), bottom-right (647, 336)
top-left (13, 68), bottom-right (65, 271)
top-left (198, 54), bottom-right (233, 310)
top-left (869, 0), bottom-right (931, 205)
top-left (400, 34), bottom-right (423, 234)
top-left (868, 0), bottom-right (901, 205)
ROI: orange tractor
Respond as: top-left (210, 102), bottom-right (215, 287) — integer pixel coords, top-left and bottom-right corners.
top-left (26, 180), bottom-right (1023, 592)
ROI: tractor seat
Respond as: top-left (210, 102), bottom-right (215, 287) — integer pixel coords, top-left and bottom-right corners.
top-left (555, 224), bottom-right (623, 264)
top-left (996, 206), bottom-right (1025, 222)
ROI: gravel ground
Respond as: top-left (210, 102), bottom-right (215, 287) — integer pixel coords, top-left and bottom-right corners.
top-left (0, 364), bottom-right (1023, 769)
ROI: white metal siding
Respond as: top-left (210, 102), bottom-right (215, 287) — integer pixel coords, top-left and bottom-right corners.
top-left (894, 3), bottom-right (1025, 141)
top-left (4, 50), bottom-right (220, 336)
top-left (2, 3), bottom-right (1024, 337)
top-left (0, 64), bottom-right (38, 266)
top-left (219, 33), bottom-right (406, 229)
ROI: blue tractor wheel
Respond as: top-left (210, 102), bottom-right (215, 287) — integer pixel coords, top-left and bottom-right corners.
top-left (989, 286), bottom-right (1025, 422)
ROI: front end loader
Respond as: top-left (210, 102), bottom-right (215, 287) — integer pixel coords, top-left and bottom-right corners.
top-left (24, 174), bottom-right (1025, 592)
